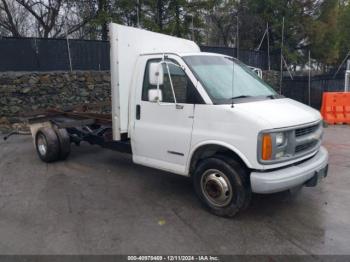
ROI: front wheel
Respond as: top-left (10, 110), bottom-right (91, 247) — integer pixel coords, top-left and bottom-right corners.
top-left (193, 156), bottom-right (251, 217)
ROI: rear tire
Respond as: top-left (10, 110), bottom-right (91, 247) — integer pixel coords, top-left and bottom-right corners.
top-left (35, 127), bottom-right (60, 163)
top-left (193, 156), bottom-right (251, 217)
top-left (54, 128), bottom-right (71, 160)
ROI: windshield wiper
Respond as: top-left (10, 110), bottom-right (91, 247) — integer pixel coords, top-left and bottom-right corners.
top-left (266, 94), bottom-right (283, 99)
top-left (230, 95), bottom-right (252, 100)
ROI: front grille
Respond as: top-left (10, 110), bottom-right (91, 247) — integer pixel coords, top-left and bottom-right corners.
top-left (295, 141), bottom-right (318, 153)
top-left (294, 122), bottom-right (322, 155)
top-left (295, 124), bottom-right (319, 137)
top-left (259, 121), bottom-right (322, 164)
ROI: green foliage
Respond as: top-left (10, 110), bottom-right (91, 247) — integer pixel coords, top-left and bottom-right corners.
top-left (140, 0), bottom-right (206, 42)
top-left (46, 0), bottom-right (350, 68)
top-left (338, 2), bottom-right (350, 60)
top-left (309, 0), bottom-right (341, 66)
top-left (245, 0), bottom-right (316, 65)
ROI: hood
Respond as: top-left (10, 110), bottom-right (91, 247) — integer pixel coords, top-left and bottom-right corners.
top-left (236, 98), bottom-right (321, 129)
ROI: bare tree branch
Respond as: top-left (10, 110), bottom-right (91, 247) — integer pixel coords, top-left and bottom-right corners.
top-left (0, 0), bottom-right (21, 36)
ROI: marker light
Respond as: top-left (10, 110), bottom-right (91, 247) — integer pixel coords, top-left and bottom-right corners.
top-left (262, 134), bottom-right (272, 160)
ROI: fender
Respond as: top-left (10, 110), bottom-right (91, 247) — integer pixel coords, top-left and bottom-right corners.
top-left (186, 140), bottom-right (253, 175)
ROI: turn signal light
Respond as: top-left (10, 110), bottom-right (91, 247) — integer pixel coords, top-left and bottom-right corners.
top-left (262, 134), bottom-right (272, 160)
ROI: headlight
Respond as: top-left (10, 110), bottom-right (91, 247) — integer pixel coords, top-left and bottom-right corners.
top-left (259, 131), bottom-right (289, 162)
top-left (275, 132), bottom-right (285, 146)
top-left (275, 150), bottom-right (285, 159)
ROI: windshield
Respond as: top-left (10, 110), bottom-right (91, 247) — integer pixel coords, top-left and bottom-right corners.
top-left (183, 55), bottom-right (277, 104)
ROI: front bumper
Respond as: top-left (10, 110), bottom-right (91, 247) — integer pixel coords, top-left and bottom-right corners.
top-left (250, 146), bottom-right (329, 194)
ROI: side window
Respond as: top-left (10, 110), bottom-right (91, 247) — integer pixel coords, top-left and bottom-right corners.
top-left (142, 59), bottom-right (204, 104)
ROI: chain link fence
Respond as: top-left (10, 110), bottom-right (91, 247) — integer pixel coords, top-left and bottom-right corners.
top-left (0, 37), bottom-right (109, 71)
top-left (0, 37), bottom-right (277, 71)
top-left (200, 46), bottom-right (280, 70)
top-left (282, 74), bottom-right (345, 109)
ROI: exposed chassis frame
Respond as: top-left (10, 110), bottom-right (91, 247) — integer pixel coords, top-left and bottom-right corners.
top-left (27, 109), bottom-right (131, 154)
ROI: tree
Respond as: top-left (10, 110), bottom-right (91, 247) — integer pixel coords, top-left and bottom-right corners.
top-left (0, 0), bottom-right (93, 38)
top-left (1, 0), bottom-right (349, 71)
top-left (338, 1), bottom-right (350, 62)
top-left (77, 0), bottom-right (141, 40)
top-left (0, 0), bottom-right (30, 37)
top-left (245, 0), bottom-right (318, 67)
top-left (15, 0), bottom-right (66, 38)
top-left (96, 0), bottom-right (110, 40)
top-left (199, 0), bottom-right (239, 47)
top-left (309, 0), bottom-right (340, 68)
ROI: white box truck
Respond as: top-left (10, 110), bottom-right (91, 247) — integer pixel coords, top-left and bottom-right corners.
top-left (26, 23), bottom-right (328, 217)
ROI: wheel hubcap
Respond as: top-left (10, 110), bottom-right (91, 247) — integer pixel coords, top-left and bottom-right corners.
top-left (37, 135), bottom-right (47, 156)
top-left (201, 169), bottom-right (233, 207)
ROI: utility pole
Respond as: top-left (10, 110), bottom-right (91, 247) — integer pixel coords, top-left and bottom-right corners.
top-left (256, 23), bottom-right (270, 71)
top-left (136, 0), bottom-right (140, 28)
top-left (279, 17), bottom-right (285, 95)
top-left (236, 15), bottom-right (239, 59)
top-left (191, 15), bottom-right (194, 41)
top-left (308, 50), bottom-right (311, 105)
top-left (267, 22), bottom-right (271, 71)
top-left (345, 59), bottom-right (350, 92)
top-left (65, 22), bottom-right (73, 72)
top-left (206, 15), bottom-right (210, 45)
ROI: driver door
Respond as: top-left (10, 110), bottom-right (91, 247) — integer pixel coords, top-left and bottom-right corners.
top-left (132, 56), bottom-right (202, 175)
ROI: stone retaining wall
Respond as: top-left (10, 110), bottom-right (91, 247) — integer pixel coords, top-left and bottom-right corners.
top-left (0, 71), bottom-right (111, 118)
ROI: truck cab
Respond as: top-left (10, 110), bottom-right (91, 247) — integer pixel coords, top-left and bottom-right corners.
top-left (125, 51), bottom-right (328, 217)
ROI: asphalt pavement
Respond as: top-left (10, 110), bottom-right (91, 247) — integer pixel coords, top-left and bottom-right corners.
top-left (0, 126), bottom-right (349, 255)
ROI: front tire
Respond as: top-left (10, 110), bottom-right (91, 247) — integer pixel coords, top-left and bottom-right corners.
top-left (193, 156), bottom-right (251, 217)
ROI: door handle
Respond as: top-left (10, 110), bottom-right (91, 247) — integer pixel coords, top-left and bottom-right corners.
top-left (176, 104), bottom-right (184, 109)
top-left (136, 104), bottom-right (141, 120)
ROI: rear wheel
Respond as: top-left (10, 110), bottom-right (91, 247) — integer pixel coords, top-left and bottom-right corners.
top-left (55, 128), bottom-right (71, 160)
top-left (35, 127), bottom-right (60, 162)
top-left (193, 156), bottom-right (251, 217)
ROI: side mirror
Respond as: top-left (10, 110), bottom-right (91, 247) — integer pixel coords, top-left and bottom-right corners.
top-left (254, 68), bottom-right (263, 79)
top-left (148, 89), bottom-right (163, 102)
top-left (248, 66), bottom-right (263, 79)
top-left (149, 62), bottom-right (164, 85)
